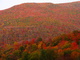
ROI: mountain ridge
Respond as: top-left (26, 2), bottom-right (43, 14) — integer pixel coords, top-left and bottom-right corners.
top-left (0, 1), bottom-right (80, 43)
top-left (0, 1), bottom-right (80, 11)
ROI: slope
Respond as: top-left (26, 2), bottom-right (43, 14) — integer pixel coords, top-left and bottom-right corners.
top-left (0, 2), bottom-right (80, 43)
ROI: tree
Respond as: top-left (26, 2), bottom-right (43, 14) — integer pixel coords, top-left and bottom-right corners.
top-left (73, 30), bottom-right (80, 36)
top-left (31, 44), bottom-right (37, 52)
top-left (28, 51), bottom-right (41, 60)
top-left (71, 51), bottom-right (80, 60)
top-left (63, 49), bottom-right (72, 60)
top-left (12, 50), bottom-right (21, 59)
top-left (36, 37), bottom-right (42, 43)
top-left (40, 49), bottom-right (57, 60)
top-left (19, 51), bottom-right (29, 60)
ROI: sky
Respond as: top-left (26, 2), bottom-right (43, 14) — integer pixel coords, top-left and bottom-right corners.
top-left (0, 0), bottom-right (80, 10)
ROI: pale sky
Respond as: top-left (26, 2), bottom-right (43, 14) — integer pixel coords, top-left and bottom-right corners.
top-left (0, 0), bottom-right (80, 10)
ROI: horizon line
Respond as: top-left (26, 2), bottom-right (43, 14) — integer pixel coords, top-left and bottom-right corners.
top-left (0, 1), bottom-right (79, 10)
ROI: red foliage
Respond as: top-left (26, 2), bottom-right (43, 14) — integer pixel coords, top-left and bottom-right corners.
top-left (71, 42), bottom-right (79, 50)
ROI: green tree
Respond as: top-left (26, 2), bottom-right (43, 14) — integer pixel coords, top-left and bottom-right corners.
top-left (28, 51), bottom-right (41, 60)
top-left (12, 50), bottom-right (21, 59)
top-left (19, 51), bottom-right (29, 60)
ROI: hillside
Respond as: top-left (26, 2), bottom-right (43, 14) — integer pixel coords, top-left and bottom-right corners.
top-left (0, 1), bottom-right (80, 44)
top-left (0, 31), bottom-right (80, 60)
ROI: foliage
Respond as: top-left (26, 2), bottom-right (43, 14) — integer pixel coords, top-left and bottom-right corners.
top-left (0, 2), bottom-right (80, 44)
top-left (0, 31), bottom-right (80, 60)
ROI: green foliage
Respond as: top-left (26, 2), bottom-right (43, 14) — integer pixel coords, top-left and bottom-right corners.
top-left (19, 46), bottom-right (25, 52)
top-left (64, 35), bottom-right (71, 42)
top-left (46, 49), bottom-right (57, 60)
top-left (40, 49), bottom-right (47, 60)
top-left (36, 37), bottom-right (42, 42)
top-left (20, 51), bottom-right (29, 60)
top-left (64, 49), bottom-right (72, 56)
top-left (52, 40), bottom-right (59, 46)
top-left (40, 49), bottom-right (57, 60)
top-left (28, 51), bottom-right (41, 60)
top-left (31, 44), bottom-right (37, 51)
top-left (12, 50), bottom-right (21, 59)
top-left (5, 54), bottom-right (14, 60)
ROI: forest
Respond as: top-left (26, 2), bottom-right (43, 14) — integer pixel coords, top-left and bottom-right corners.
top-left (0, 1), bottom-right (80, 60)
top-left (0, 31), bottom-right (80, 60)
top-left (0, 2), bottom-right (80, 44)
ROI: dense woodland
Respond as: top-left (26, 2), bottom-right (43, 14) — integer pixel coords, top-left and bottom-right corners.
top-left (0, 31), bottom-right (80, 60)
top-left (0, 1), bottom-right (80, 60)
top-left (0, 2), bottom-right (80, 43)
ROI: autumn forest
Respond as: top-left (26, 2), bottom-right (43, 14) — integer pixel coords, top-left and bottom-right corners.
top-left (0, 1), bottom-right (80, 60)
